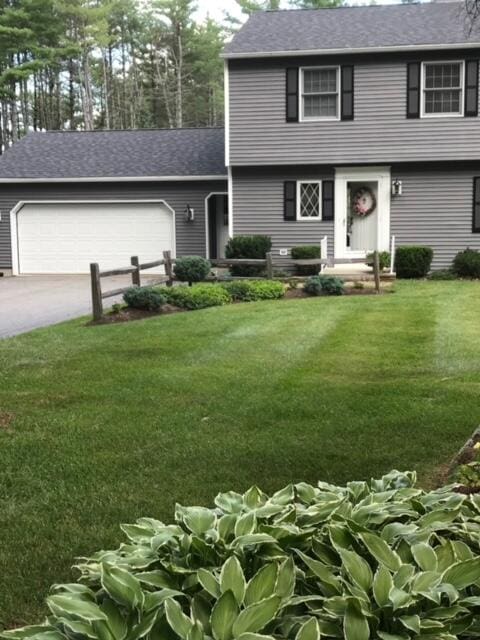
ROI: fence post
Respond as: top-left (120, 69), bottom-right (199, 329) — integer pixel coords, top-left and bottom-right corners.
top-left (373, 250), bottom-right (381, 294)
top-left (163, 250), bottom-right (173, 286)
top-left (266, 252), bottom-right (273, 279)
top-left (131, 256), bottom-right (141, 286)
top-left (90, 263), bottom-right (103, 321)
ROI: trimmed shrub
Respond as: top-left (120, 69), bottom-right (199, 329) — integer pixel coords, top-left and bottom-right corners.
top-left (452, 248), bottom-right (480, 278)
top-left (9, 471), bottom-right (480, 640)
top-left (428, 269), bottom-right (457, 281)
top-left (366, 250), bottom-right (391, 271)
top-left (291, 245), bottom-right (320, 276)
top-left (395, 245), bottom-right (433, 279)
top-left (222, 279), bottom-right (285, 301)
top-left (304, 274), bottom-right (345, 296)
top-left (173, 256), bottom-right (211, 285)
top-left (123, 286), bottom-right (166, 311)
top-left (162, 284), bottom-right (231, 310)
top-left (225, 235), bottom-right (272, 277)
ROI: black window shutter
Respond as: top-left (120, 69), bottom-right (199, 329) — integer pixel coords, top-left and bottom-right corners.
top-left (284, 181), bottom-right (297, 220)
top-left (286, 68), bottom-right (299, 122)
top-left (341, 66), bottom-right (354, 120)
top-left (473, 177), bottom-right (480, 232)
top-left (465, 60), bottom-right (479, 117)
top-left (322, 180), bottom-right (335, 221)
top-left (407, 62), bottom-right (421, 119)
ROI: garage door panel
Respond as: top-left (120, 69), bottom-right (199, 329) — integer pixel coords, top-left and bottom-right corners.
top-left (17, 202), bottom-right (174, 274)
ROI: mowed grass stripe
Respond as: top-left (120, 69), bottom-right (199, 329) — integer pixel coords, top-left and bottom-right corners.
top-left (0, 281), bottom-right (480, 626)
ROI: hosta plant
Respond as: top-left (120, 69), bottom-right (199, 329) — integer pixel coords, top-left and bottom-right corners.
top-left (5, 471), bottom-right (480, 640)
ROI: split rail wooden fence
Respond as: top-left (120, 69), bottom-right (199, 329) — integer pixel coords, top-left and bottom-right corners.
top-left (90, 250), bottom-right (383, 321)
top-left (90, 250), bottom-right (174, 321)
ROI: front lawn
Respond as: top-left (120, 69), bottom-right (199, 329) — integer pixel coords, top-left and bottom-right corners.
top-left (1, 281), bottom-right (480, 627)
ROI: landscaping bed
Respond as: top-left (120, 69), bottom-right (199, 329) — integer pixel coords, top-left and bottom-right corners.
top-left (2, 281), bottom-right (480, 625)
top-left (439, 426), bottom-right (480, 494)
top-left (92, 280), bottom-right (393, 326)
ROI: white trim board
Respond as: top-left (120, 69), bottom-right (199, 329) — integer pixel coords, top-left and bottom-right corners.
top-left (224, 60), bottom-right (230, 166)
top-left (10, 199), bottom-right (176, 276)
top-left (227, 166), bottom-right (234, 238)
top-left (222, 42), bottom-right (480, 59)
top-left (0, 175), bottom-right (228, 184)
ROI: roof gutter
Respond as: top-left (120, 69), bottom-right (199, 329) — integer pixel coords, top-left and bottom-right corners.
top-left (0, 175), bottom-right (228, 183)
top-left (222, 41), bottom-right (480, 59)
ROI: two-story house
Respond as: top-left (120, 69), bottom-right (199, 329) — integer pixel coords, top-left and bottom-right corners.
top-left (0, 1), bottom-right (479, 275)
top-left (224, 1), bottom-right (480, 271)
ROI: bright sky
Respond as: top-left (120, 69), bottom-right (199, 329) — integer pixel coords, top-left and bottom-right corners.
top-left (194, 0), bottom-right (243, 23)
top-left (194, 0), bottom-right (402, 23)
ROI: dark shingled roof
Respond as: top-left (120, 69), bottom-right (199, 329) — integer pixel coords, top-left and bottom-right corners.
top-left (0, 128), bottom-right (226, 179)
top-left (224, 2), bottom-right (480, 57)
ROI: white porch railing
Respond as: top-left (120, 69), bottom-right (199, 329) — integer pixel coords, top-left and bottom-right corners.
top-left (320, 235), bottom-right (328, 272)
top-left (390, 235), bottom-right (396, 274)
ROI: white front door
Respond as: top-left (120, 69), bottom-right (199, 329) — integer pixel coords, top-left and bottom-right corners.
top-left (334, 167), bottom-right (391, 259)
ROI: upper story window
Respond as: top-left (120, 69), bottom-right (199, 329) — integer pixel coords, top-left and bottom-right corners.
top-left (421, 61), bottom-right (464, 117)
top-left (297, 181), bottom-right (322, 220)
top-left (300, 67), bottom-right (340, 121)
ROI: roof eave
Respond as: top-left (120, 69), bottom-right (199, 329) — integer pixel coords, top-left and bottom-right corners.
top-left (0, 175), bottom-right (228, 183)
top-left (222, 41), bottom-right (480, 59)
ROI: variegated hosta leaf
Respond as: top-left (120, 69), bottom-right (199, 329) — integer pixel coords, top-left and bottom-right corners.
top-left (6, 470), bottom-right (480, 640)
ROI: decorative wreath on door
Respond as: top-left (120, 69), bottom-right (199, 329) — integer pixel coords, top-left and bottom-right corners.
top-left (352, 186), bottom-right (377, 218)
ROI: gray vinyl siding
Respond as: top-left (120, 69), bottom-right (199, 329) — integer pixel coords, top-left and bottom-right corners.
top-left (391, 168), bottom-right (480, 270)
top-left (232, 166), bottom-right (334, 268)
top-left (0, 180), bottom-right (227, 268)
top-left (228, 54), bottom-right (480, 166)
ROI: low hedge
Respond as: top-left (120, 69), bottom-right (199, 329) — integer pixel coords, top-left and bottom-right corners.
top-left (452, 248), bottom-right (480, 278)
top-left (291, 245), bottom-right (320, 276)
top-left (221, 279), bottom-right (285, 301)
top-left (304, 274), bottom-right (345, 296)
top-left (395, 246), bottom-right (433, 279)
top-left (8, 471), bottom-right (480, 640)
top-left (161, 284), bottom-right (231, 310)
top-left (225, 235), bottom-right (272, 277)
top-left (123, 286), bottom-right (166, 311)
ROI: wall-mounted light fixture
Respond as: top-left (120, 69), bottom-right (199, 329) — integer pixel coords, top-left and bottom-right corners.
top-left (392, 179), bottom-right (402, 196)
top-left (184, 204), bottom-right (195, 222)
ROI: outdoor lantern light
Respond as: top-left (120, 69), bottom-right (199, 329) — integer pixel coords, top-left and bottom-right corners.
top-left (184, 204), bottom-right (194, 222)
top-left (392, 179), bottom-right (402, 196)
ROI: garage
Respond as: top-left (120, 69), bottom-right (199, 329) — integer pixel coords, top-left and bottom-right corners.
top-left (13, 201), bottom-right (175, 274)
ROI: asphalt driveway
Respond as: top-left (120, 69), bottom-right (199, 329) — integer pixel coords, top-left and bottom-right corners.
top-left (0, 274), bottom-right (157, 338)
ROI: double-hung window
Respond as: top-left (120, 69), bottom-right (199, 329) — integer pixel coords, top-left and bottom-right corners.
top-left (301, 67), bottom-right (340, 120)
top-left (421, 61), bottom-right (464, 117)
top-left (297, 181), bottom-right (322, 220)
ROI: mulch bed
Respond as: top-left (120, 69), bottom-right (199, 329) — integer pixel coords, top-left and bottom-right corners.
top-left (434, 425), bottom-right (480, 493)
top-left (284, 287), bottom-right (388, 299)
top-left (88, 285), bottom-right (392, 327)
top-left (87, 304), bottom-right (184, 326)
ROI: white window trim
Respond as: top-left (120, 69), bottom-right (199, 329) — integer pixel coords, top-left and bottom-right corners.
top-left (420, 60), bottom-right (465, 118)
top-left (299, 66), bottom-right (341, 122)
top-left (296, 180), bottom-right (322, 221)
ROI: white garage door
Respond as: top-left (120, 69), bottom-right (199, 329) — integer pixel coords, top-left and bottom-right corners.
top-left (16, 202), bottom-right (174, 274)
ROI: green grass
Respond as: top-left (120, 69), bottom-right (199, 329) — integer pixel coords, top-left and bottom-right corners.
top-left (1, 281), bottom-right (480, 627)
